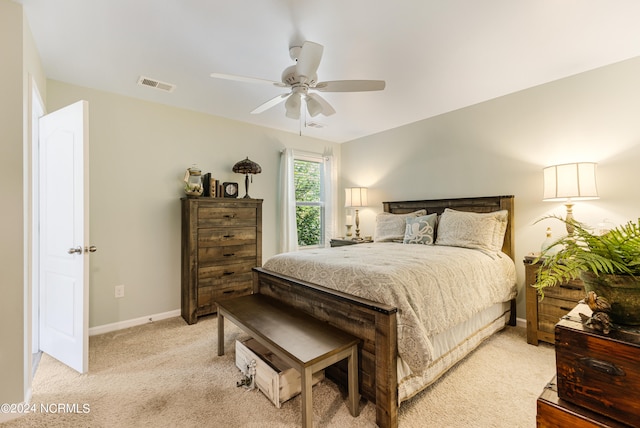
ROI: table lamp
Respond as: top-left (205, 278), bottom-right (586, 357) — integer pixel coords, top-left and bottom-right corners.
top-left (543, 162), bottom-right (599, 234)
top-left (345, 187), bottom-right (368, 239)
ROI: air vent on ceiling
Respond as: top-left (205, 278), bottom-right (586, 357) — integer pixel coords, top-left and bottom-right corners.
top-left (137, 76), bottom-right (176, 92)
top-left (305, 121), bottom-right (326, 129)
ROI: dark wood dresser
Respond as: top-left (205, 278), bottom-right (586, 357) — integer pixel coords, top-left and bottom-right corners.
top-left (525, 257), bottom-right (585, 345)
top-left (181, 197), bottom-right (262, 324)
top-left (537, 303), bottom-right (640, 427)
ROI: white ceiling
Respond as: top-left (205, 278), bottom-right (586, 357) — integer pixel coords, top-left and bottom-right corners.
top-left (18, 0), bottom-right (640, 143)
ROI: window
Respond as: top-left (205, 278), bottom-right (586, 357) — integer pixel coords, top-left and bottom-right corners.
top-left (294, 156), bottom-right (325, 247)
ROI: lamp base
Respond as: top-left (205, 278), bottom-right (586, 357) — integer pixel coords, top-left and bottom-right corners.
top-left (564, 202), bottom-right (575, 234)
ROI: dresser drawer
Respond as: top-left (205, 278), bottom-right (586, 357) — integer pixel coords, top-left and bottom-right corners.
top-left (196, 282), bottom-right (253, 315)
top-left (542, 280), bottom-right (584, 300)
top-left (198, 262), bottom-right (254, 286)
top-left (538, 297), bottom-right (581, 335)
top-left (235, 338), bottom-right (324, 408)
top-left (198, 244), bottom-right (256, 263)
top-left (198, 206), bottom-right (257, 227)
top-left (198, 227), bottom-right (256, 247)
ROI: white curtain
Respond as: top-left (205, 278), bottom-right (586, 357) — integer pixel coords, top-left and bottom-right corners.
top-left (279, 148), bottom-right (298, 253)
top-left (322, 152), bottom-right (337, 247)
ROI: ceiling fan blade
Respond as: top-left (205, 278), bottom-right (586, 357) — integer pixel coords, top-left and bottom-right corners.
top-left (296, 41), bottom-right (323, 84)
top-left (306, 93), bottom-right (336, 117)
top-left (250, 93), bottom-right (289, 114)
top-left (210, 73), bottom-right (286, 87)
top-left (314, 80), bottom-right (386, 92)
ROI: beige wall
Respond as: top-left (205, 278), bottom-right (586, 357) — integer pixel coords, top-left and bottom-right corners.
top-left (0, 0), bottom-right (25, 405)
top-left (46, 81), bottom-right (339, 327)
top-left (341, 56), bottom-right (640, 319)
top-left (0, 0), bottom-right (45, 407)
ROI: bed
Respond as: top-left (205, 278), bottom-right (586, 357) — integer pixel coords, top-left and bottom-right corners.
top-left (252, 195), bottom-right (516, 428)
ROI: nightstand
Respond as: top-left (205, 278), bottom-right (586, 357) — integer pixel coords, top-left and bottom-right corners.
top-left (330, 238), bottom-right (373, 247)
top-left (524, 256), bottom-right (585, 345)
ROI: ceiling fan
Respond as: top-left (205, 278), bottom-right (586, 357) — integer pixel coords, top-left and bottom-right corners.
top-left (211, 41), bottom-right (385, 120)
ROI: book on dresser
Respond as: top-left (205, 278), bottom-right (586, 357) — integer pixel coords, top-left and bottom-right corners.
top-left (180, 197), bottom-right (263, 324)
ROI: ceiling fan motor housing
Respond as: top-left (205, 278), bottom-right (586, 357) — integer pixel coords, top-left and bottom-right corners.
top-left (281, 65), bottom-right (317, 86)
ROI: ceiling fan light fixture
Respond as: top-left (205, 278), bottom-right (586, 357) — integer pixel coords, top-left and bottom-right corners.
top-left (306, 95), bottom-right (323, 117)
top-left (285, 93), bottom-right (301, 119)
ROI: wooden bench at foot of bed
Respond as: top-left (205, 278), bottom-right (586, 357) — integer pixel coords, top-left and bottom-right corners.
top-left (217, 294), bottom-right (361, 428)
top-left (253, 267), bottom-right (400, 428)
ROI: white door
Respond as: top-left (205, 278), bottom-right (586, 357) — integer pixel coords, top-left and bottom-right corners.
top-left (38, 100), bottom-right (90, 374)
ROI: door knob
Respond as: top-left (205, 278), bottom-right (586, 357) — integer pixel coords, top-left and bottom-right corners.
top-left (85, 245), bottom-right (97, 253)
top-left (67, 246), bottom-right (82, 254)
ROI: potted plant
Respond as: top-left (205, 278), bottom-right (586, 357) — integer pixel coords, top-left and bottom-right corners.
top-left (535, 215), bottom-right (640, 326)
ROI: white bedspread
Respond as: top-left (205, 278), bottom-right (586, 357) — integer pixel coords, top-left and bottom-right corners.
top-left (262, 242), bottom-right (517, 377)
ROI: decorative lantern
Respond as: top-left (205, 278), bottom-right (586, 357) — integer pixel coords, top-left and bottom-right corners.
top-left (183, 165), bottom-right (203, 196)
top-left (232, 157), bottom-right (262, 198)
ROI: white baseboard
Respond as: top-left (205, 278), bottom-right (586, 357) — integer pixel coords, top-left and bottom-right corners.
top-left (89, 311), bottom-right (525, 336)
top-left (89, 309), bottom-right (181, 336)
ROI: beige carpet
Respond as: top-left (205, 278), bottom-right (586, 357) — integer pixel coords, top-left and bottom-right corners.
top-left (3, 315), bottom-right (555, 427)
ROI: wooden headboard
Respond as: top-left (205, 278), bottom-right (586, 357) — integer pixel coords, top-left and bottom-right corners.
top-left (383, 195), bottom-right (515, 261)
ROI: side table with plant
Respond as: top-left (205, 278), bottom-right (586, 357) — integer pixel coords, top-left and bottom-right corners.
top-left (535, 216), bottom-right (640, 330)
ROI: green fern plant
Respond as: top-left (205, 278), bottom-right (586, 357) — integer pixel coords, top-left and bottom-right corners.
top-left (535, 216), bottom-right (640, 297)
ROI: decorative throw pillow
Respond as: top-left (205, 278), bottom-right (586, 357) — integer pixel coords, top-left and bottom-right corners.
top-left (374, 209), bottom-right (427, 242)
top-left (435, 208), bottom-right (508, 253)
top-left (403, 214), bottom-right (438, 245)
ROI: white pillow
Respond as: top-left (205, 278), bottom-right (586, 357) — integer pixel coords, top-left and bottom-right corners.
top-left (435, 208), bottom-right (508, 253)
top-left (374, 210), bottom-right (427, 242)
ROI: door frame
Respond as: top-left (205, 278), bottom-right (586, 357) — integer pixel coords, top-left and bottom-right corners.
top-left (24, 75), bottom-right (46, 403)
top-left (31, 77), bottom-right (45, 358)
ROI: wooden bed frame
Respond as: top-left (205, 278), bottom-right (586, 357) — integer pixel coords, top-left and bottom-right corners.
top-left (252, 195), bottom-right (515, 428)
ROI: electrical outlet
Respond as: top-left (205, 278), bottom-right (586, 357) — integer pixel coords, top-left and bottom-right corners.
top-left (115, 284), bottom-right (125, 298)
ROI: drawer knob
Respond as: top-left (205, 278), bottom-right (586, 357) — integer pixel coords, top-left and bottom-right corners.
top-left (223, 253), bottom-right (235, 257)
top-left (222, 271), bottom-right (235, 276)
top-left (224, 234), bottom-right (235, 238)
top-left (224, 214), bottom-right (236, 219)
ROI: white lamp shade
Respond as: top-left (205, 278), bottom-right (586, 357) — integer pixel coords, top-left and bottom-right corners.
top-left (345, 187), bottom-right (368, 207)
top-left (543, 162), bottom-right (599, 201)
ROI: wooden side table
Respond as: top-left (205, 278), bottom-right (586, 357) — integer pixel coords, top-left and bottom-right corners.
top-left (524, 256), bottom-right (585, 345)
